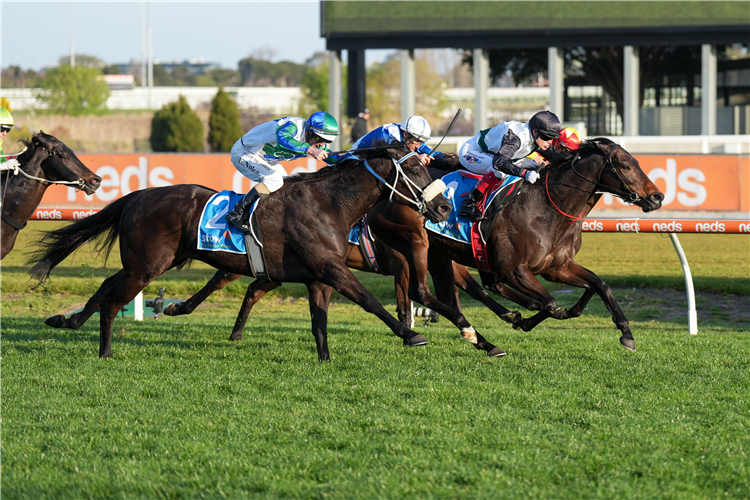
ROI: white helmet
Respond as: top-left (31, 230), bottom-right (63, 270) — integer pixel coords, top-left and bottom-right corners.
top-left (400, 115), bottom-right (431, 143)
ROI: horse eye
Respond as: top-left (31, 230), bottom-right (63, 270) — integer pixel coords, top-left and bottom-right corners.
top-left (619, 162), bottom-right (631, 171)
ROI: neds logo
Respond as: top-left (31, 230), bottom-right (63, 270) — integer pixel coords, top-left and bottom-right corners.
top-left (581, 221), bottom-right (603, 231)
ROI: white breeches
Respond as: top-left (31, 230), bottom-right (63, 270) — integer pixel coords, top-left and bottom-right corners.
top-left (230, 144), bottom-right (287, 192)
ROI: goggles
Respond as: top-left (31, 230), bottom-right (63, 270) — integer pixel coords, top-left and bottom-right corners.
top-left (1, 125), bottom-right (12, 133)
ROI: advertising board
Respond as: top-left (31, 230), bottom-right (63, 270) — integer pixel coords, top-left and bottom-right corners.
top-left (39, 153), bottom-right (749, 213)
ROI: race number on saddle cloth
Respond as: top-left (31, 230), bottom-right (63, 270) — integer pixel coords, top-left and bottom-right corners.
top-left (198, 191), bottom-right (254, 254)
top-left (424, 171), bottom-right (524, 272)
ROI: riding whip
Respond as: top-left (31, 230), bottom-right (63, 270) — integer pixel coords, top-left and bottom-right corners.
top-left (430, 108), bottom-right (463, 157)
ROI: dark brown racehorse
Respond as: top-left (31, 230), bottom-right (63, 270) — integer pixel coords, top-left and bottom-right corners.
top-left (28, 147), bottom-right (451, 360)
top-left (368, 138), bottom-right (664, 352)
top-left (1, 131), bottom-right (101, 259)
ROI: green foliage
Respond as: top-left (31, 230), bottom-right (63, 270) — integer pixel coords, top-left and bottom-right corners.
top-left (237, 56), bottom-right (307, 86)
top-left (208, 88), bottom-right (243, 152)
top-left (35, 65), bottom-right (110, 116)
top-left (149, 95), bottom-right (204, 152)
top-left (58, 54), bottom-right (106, 69)
top-left (299, 61), bottom-right (330, 116)
top-left (366, 54), bottom-right (448, 127)
top-left (0, 66), bottom-right (42, 88)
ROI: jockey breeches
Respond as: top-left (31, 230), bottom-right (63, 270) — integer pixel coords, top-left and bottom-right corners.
top-left (231, 144), bottom-right (287, 192)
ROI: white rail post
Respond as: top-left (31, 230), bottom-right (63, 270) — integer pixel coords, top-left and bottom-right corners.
top-left (134, 291), bottom-right (144, 321)
top-left (668, 233), bottom-right (698, 334)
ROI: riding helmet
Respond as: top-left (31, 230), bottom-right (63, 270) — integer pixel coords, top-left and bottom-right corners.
top-left (306, 111), bottom-right (339, 142)
top-left (556, 127), bottom-right (582, 150)
top-left (400, 115), bottom-right (431, 143)
top-left (0, 107), bottom-right (14, 127)
top-left (529, 110), bottom-right (561, 140)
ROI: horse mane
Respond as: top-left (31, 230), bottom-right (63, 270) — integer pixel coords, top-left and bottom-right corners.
top-left (544, 137), bottom-right (616, 171)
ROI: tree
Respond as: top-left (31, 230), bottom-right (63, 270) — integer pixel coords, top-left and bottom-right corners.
top-left (149, 95), bottom-right (204, 152)
top-left (36, 65), bottom-right (110, 116)
top-left (208, 89), bottom-right (243, 152)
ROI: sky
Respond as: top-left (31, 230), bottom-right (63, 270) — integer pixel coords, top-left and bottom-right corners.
top-left (0, 1), bottom-right (394, 71)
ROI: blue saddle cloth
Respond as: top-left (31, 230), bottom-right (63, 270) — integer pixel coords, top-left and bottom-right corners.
top-left (424, 171), bottom-right (517, 244)
top-left (348, 220), bottom-right (363, 245)
top-left (197, 190), bottom-right (258, 254)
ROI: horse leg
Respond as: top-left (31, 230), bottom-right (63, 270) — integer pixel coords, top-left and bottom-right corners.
top-left (498, 268), bottom-right (560, 333)
top-left (229, 279), bottom-right (281, 341)
top-left (163, 270), bottom-right (242, 316)
top-left (452, 264), bottom-right (521, 325)
top-left (318, 260), bottom-right (428, 347)
top-left (97, 270), bottom-right (153, 358)
top-left (390, 251), bottom-right (413, 328)
top-left (306, 281), bottom-right (334, 361)
top-left (429, 257), bottom-right (506, 357)
top-left (479, 270), bottom-right (542, 312)
top-left (541, 263), bottom-right (636, 351)
top-left (45, 270), bottom-right (124, 329)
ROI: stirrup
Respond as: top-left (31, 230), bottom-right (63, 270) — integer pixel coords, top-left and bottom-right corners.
top-left (226, 213), bottom-right (251, 233)
top-left (459, 203), bottom-right (482, 220)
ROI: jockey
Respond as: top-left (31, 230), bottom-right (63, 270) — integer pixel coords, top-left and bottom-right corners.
top-left (341, 115), bottom-right (443, 164)
top-left (225, 111), bottom-right (340, 233)
top-left (457, 110), bottom-right (562, 219)
top-left (527, 126), bottom-right (582, 165)
top-left (1, 106), bottom-right (19, 169)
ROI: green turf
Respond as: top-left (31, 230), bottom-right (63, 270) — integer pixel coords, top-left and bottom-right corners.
top-left (2, 224), bottom-right (749, 499)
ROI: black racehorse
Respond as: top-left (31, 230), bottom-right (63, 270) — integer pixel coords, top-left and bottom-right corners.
top-left (28, 147), bottom-right (452, 360)
top-left (1, 131), bottom-right (101, 259)
top-left (366, 138), bottom-right (665, 352)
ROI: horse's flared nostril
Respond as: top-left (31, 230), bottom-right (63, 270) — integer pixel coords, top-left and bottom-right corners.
top-left (440, 203), bottom-right (452, 215)
top-left (652, 192), bottom-right (664, 203)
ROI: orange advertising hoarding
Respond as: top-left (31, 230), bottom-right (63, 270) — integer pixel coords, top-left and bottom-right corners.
top-left (40, 153), bottom-right (749, 213)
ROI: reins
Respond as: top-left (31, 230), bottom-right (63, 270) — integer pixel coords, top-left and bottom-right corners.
top-left (0, 145), bottom-right (87, 190)
top-left (362, 151), bottom-right (444, 217)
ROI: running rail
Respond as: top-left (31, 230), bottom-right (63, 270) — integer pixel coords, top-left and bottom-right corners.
top-left (31, 210), bottom-right (750, 331)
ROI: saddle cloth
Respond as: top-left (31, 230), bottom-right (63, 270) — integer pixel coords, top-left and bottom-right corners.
top-left (197, 190), bottom-right (261, 254)
top-left (424, 171), bottom-right (520, 244)
top-left (348, 217), bottom-right (385, 274)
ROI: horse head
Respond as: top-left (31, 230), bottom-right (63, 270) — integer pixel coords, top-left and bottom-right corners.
top-left (574, 138), bottom-right (664, 213)
top-left (25, 131), bottom-right (102, 195)
top-left (360, 144), bottom-right (451, 224)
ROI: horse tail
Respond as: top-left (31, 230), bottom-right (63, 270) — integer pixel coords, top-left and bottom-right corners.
top-left (27, 194), bottom-right (134, 282)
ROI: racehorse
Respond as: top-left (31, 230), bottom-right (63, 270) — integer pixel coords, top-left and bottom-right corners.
top-left (367, 138), bottom-right (664, 352)
top-left (27, 147), bottom-right (452, 360)
top-left (1, 131), bottom-right (101, 259)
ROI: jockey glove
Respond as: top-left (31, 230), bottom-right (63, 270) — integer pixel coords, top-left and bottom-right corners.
top-left (524, 170), bottom-right (540, 184)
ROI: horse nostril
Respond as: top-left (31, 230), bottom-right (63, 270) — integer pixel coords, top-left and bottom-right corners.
top-left (652, 192), bottom-right (664, 203)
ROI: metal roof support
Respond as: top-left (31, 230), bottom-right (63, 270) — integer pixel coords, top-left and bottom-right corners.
top-left (548, 47), bottom-right (564, 119)
top-left (701, 44), bottom-right (717, 136)
top-left (474, 48), bottom-right (489, 132)
top-left (624, 45), bottom-right (640, 136)
top-left (328, 50), bottom-right (342, 151)
top-left (401, 49), bottom-right (415, 121)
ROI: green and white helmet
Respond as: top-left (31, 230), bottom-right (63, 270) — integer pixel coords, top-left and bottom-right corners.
top-left (0, 107), bottom-right (14, 127)
top-left (306, 111), bottom-right (339, 142)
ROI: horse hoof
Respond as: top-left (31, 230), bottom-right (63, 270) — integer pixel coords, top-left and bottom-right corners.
top-left (487, 347), bottom-right (507, 357)
top-left (619, 336), bottom-right (636, 351)
top-left (501, 311), bottom-right (521, 324)
top-left (45, 315), bottom-right (65, 328)
top-left (405, 334), bottom-right (429, 347)
top-left (163, 303), bottom-right (178, 316)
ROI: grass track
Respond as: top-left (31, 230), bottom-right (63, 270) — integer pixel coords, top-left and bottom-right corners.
top-left (1, 224), bottom-right (749, 498)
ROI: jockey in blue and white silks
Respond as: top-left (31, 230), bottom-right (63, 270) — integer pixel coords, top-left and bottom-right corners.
top-left (338, 115), bottom-right (444, 165)
top-left (225, 111), bottom-right (340, 233)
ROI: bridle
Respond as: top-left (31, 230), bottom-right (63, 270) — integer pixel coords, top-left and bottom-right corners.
top-left (362, 151), bottom-right (445, 217)
top-left (545, 143), bottom-right (640, 220)
top-left (570, 144), bottom-right (640, 204)
top-left (1, 141), bottom-right (88, 230)
top-left (1, 142), bottom-right (88, 191)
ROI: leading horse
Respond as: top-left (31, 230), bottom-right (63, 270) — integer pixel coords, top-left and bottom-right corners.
top-left (367, 138), bottom-right (664, 351)
top-left (28, 147), bottom-right (452, 360)
top-left (1, 131), bottom-right (101, 259)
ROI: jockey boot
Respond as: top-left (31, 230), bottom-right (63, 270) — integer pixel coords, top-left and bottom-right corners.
top-left (458, 187), bottom-right (484, 219)
top-left (225, 183), bottom-right (270, 233)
